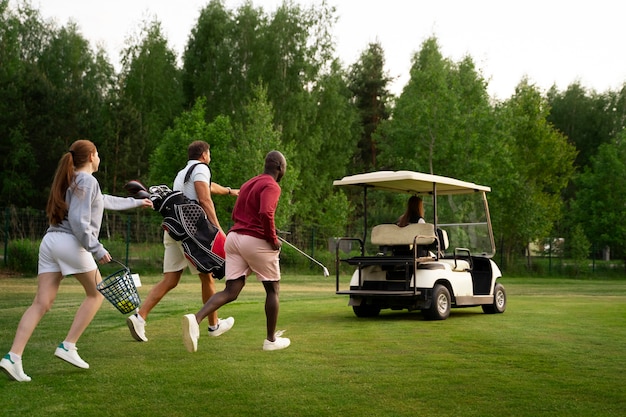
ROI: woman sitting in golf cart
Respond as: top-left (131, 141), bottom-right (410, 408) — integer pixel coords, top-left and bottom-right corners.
top-left (396, 196), bottom-right (425, 227)
top-left (391, 196), bottom-right (427, 257)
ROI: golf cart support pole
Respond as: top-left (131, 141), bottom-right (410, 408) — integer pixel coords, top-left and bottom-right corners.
top-left (363, 185), bottom-right (368, 246)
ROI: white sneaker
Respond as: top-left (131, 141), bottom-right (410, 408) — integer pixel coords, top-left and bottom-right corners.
top-left (126, 314), bottom-right (148, 342)
top-left (54, 343), bottom-right (89, 369)
top-left (182, 314), bottom-right (200, 353)
top-left (263, 330), bottom-right (291, 351)
top-left (208, 317), bottom-right (235, 337)
top-left (0, 354), bottom-right (31, 382)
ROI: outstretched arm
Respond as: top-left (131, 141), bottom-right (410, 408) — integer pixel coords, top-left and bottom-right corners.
top-left (211, 182), bottom-right (239, 197)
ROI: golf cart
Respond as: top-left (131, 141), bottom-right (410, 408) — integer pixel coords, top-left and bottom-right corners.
top-left (333, 171), bottom-right (506, 320)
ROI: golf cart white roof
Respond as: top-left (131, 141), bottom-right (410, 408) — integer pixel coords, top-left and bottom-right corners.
top-left (333, 171), bottom-right (490, 195)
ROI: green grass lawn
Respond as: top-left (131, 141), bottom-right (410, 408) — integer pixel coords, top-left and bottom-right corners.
top-left (1, 273), bottom-right (625, 417)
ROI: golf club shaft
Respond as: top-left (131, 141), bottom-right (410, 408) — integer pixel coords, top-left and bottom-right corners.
top-left (277, 236), bottom-right (327, 270)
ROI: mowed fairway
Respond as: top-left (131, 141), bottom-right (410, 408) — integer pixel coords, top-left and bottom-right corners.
top-left (1, 274), bottom-right (625, 417)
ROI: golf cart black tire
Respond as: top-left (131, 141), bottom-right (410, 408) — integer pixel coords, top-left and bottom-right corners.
top-left (353, 304), bottom-right (381, 318)
top-left (482, 282), bottom-right (506, 314)
top-left (424, 284), bottom-right (451, 321)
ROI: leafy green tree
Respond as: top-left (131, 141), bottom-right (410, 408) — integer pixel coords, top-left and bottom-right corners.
top-left (0, 2), bottom-right (113, 207)
top-left (0, 0), bottom-right (37, 206)
top-left (150, 89), bottom-right (296, 228)
top-left (259, 1), bottom-right (335, 139)
top-left (181, 0), bottom-right (351, 237)
top-left (1, 129), bottom-right (38, 206)
top-left (150, 98), bottom-right (240, 224)
top-left (377, 37), bottom-right (496, 181)
top-left (295, 61), bottom-right (358, 238)
top-left (181, 0), bottom-right (236, 118)
top-left (571, 132), bottom-right (626, 266)
top-left (566, 224), bottom-right (591, 276)
top-left (547, 82), bottom-right (621, 171)
top-left (231, 84), bottom-right (297, 229)
top-left (150, 98), bottom-right (214, 185)
top-left (490, 80), bottom-right (577, 265)
top-left (260, 3), bottom-right (353, 239)
top-left (378, 37), bottom-right (453, 174)
top-left (108, 18), bottom-right (184, 192)
top-left (38, 23), bottom-right (115, 190)
top-left (373, 37), bottom-right (498, 227)
top-left (348, 42), bottom-right (393, 171)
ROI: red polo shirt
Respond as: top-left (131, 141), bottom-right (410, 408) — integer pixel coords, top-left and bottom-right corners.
top-left (229, 173), bottom-right (281, 247)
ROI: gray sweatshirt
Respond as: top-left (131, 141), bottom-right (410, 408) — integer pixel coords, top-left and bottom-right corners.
top-left (46, 171), bottom-right (145, 260)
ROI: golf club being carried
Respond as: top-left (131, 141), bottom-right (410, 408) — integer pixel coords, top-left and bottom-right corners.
top-left (277, 235), bottom-right (330, 277)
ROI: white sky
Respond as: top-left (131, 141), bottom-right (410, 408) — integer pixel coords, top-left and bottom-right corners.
top-left (33, 0), bottom-right (626, 100)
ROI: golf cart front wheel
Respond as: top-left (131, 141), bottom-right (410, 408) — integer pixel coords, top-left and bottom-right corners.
top-left (482, 282), bottom-right (506, 314)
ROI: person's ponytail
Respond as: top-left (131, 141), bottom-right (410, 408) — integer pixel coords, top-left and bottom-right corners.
top-left (46, 153), bottom-right (74, 225)
top-left (46, 140), bottom-right (95, 225)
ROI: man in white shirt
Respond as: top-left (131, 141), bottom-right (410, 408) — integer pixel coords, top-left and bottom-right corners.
top-left (127, 141), bottom-right (238, 342)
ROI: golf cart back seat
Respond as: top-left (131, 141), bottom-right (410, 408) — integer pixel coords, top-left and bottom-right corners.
top-left (371, 223), bottom-right (436, 246)
top-left (371, 223), bottom-right (437, 258)
top-left (340, 223), bottom-right (438, 274)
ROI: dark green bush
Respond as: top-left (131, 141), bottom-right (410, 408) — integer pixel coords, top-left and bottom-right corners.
top-left (7, 239), bottom-right (39, 275)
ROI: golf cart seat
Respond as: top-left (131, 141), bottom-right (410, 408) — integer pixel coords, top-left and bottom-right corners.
top-left (371, 223), bottom-right (436, 247)
top-left (341, 223), bottom-right (437, 268)
top-left (371, 223), bottom-right (437, 258)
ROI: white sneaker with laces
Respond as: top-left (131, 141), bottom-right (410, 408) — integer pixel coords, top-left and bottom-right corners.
top-left (182, 314), bottom-right (200, 352)
top-left (54, 343), bottom-right (89, 369)
top-left (263, 330), bottom-right (291, 351)
top-left (0, 354), bottom-right (31, 382)
top-left (208, 317), bottom-right (235, 337)
top-left (127, 313), bottom-right (148, 342)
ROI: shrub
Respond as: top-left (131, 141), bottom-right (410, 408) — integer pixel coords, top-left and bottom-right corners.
top-left (7, 239), bottom-right (39, 275)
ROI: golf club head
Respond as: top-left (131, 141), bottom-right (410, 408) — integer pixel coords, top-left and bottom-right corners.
top-left (148, 185), bottom-right (172, 197)
top-left (323, 267), bottom-right (330, 277)
top-left (152, 184), bottom-right (171, 193)
top-left (124, 180), bottom-right (149, 199)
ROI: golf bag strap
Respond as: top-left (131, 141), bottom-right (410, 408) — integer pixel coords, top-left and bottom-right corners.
top-left (184, 162), bottom-right (211, 185)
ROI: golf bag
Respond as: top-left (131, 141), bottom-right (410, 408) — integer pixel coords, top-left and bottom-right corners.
top-left (154, 190), bottom-right (226, 278)
top-left (125, 173), bottom-right (226, 278)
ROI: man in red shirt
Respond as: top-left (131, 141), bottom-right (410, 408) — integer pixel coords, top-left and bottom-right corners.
top-left (182, 150), bottom-right (290, 352)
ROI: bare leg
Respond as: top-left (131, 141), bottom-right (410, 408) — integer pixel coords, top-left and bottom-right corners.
top-left (195, 276), bottom-right (245, 324)
top-left (262, 281), bottom-right (280, 341)
top-left (63, 269), bottom-right (104, 344)
top-left (137, 270), bottom-right (183, 320)
top-left (9, 272), bottom-right (63, 355)
top-left (199, 272), bottom-right (218, 326)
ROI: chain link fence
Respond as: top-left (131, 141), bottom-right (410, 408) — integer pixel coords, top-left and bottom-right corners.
top-left (2, 206), bottom-right (624, 277)
top-left (1, 206), bottom-right (357, 274)
top-left (0, 206), bottom-right (163, 243)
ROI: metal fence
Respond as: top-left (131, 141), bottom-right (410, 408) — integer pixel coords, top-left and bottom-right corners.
top-left (1, 206), bottom-right (353, 271)
top-left (0, 206), bottom-right (163, 243)
top-left (6, 206), bottom-right (620, 277)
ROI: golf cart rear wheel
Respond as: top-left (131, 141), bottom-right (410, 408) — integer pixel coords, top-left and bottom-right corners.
top-left (424, 284), bottom-right (451, 320)
top-left (353, 304), bottom-right (381, 318)
top-left (482, 282), bottom-right (506, 314)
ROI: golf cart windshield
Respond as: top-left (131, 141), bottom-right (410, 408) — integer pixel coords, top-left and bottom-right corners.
top-left (333, 171), bottom-right (496, 258)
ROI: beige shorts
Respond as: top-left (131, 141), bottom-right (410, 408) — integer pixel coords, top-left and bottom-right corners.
top-left (163, 231), bottom-right (199, 274)
top-left (38, 232), bottom-right (98, 275)
top-left (224, 232), bottom-right (281, 282)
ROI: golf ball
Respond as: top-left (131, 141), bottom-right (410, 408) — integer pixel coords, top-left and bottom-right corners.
top-left (117, 300), bottom-right (134, 311)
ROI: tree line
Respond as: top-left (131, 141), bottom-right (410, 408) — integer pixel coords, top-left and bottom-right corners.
top-left (1, 0), bottom-right (625, 269)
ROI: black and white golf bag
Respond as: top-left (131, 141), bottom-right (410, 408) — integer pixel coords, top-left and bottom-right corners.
top-left (127, 181), bottom-right (226, 279)
top-left (152, 187), bottom-right (226, 278)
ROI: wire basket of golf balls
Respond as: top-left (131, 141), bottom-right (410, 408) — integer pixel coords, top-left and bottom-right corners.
top-left (97, 259), bottom-right (141, 314)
